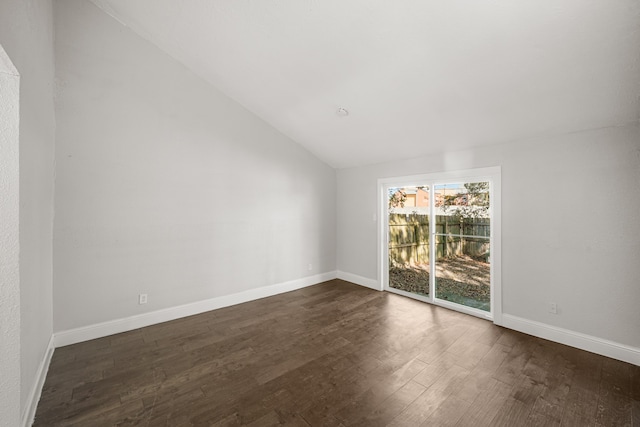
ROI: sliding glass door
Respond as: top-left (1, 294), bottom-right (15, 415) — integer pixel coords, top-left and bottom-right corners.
top-left (434, 182), bottom-right (491, 312)
top-left (388, 185), bottom-right (431, 298)
top-left (380, 168), bottom-right (500, 320)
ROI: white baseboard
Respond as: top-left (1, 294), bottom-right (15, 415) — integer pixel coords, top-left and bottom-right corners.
top-left (54, 271), bottom-right (337, 348)
top-left (334, 272), bottom-right (638, 366)
top-left (502, 314), bottom-right (640, 366)
top-left (337, 271), bottom-right (381, 291)
top-left (22, 335), bottom-right (54, 427)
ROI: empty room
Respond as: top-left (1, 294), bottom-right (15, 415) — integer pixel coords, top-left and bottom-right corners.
top-left (1, 0), bottom-right (639, 426)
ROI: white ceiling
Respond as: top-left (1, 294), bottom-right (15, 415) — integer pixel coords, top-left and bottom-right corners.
top-left (89, 0), bottom-right (640, 168)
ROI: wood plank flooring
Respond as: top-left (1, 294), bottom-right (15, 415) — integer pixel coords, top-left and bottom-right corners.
top-left (34, 280), bottom-right (640, 426)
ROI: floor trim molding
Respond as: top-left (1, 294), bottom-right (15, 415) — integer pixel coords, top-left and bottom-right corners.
top-left (502, 314), bottom-right (640, 366)
top-left (336, 271), bottom-right (380, 291)
top-left (54, 271), bottom-right (338, 348)
top-left (22, 335), bottom-right (55, 427)
top-left (335, 271), bottom-right (639, 366)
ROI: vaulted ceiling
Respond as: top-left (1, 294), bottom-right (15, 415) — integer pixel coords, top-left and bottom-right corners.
top-left (89, 0), bottom-right (640, 168)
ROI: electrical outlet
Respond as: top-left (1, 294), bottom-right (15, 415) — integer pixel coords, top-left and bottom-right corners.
top-left (548, 302), bottom-right (557, 314)
top-left (139, 293), bottom-right (148, 305)
top-left (308, 263), bottom-right (313, 271)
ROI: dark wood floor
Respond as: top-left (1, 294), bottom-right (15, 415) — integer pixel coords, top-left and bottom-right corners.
top-left (35, 280), bottom-right (639, 426)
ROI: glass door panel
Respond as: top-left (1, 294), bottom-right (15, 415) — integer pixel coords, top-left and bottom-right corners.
top-left (388, 186), bottom-right (430, 297)
top-left (434, 182), bottom-right (491, 312)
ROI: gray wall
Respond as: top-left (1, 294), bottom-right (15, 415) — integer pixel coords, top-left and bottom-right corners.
top-left (0, 0), bottom-right (56, 421)
top-left (53, 0), bottom-right (336, 332)
top-left (0, 44), bottom-right (21, 427)
top-left (337, 125), bottom-right (640, 349)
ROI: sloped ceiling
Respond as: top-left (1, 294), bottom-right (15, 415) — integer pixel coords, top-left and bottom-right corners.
top-left (89, 0), bottom-right (640, 168)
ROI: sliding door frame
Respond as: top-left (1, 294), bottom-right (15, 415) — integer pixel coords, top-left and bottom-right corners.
top-left (377, 166), bottom-right (502, 324)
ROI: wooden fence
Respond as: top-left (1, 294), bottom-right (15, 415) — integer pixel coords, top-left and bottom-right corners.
top-left (389, 213), bottom-right (490, 266)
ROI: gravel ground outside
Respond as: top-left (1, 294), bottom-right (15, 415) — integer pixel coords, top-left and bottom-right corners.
top-left (389, 255), bottom-right (490, 310)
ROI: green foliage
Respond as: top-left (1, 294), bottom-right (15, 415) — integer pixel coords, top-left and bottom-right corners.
top-left (443, 182), bottom-right (490, 219)
top-left (388, 188), bottom-right (407, 209)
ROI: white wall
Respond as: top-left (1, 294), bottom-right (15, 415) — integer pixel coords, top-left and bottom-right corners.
top-left (338, 124), bottom-right (640, 350)
top-left (53, 0), bottom-right (336, 332)
top-left (0, 44), bottom-right (21, 427)
top-left (0, 0), bottom-right (56, 423)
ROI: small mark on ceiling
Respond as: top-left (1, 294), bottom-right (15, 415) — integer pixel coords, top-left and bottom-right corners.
top-left (336, 107), bottom-right (349, 117)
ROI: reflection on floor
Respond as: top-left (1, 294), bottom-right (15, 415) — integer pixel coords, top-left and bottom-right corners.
top-left (35, 280), bottom-right (638, 426)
